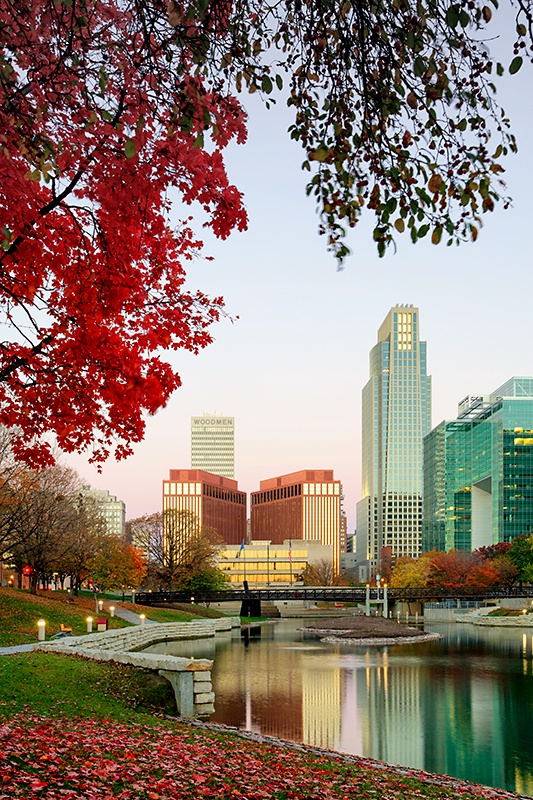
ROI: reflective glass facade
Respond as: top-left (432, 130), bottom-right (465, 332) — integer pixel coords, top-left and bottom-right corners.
top-left (357, 306), bottom-right (432, 568)
top-left (423, 378), bottom-right (533, 551)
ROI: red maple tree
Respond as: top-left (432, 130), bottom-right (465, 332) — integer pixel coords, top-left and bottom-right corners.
top-left (3, 0), bottom-right (531, 467)
top-left (0, 0), bottom-right (247, 466)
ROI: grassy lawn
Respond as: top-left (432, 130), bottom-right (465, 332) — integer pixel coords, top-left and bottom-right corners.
top-left (122, 601), bottom-right (228, 624)
top-left (0, 589), bottom-right (233, 646)
top-left (488, 606), bottom-right (533, 617)
top-left (0, 650), bottom-right (177, 719)
top-left (0, 588), bottom-right (131, 646)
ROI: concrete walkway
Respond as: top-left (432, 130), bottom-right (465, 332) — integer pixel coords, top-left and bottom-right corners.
top-left (111, 604), bottom-right (160, 625)
top-left (0, 643), bottom-right (36, 655)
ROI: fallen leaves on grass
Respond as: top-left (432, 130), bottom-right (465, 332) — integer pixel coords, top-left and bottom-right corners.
top-left (0, 716), bottom-right (520, 800)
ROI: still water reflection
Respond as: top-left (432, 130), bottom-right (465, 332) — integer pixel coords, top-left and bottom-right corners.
top-left (145, 620), bottom-right (533, 795)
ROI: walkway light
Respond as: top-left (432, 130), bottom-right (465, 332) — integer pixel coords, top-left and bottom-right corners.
top-left (139, 614), bottom-right (146, 625)
top-left (109, 606), bottom-right (115, 617)
top-left (86, 616), bottom-right (93, 633)
top-left (98, 600), bottom-right (104, 611)
top-left (37, 619), bottom-right (46, 641)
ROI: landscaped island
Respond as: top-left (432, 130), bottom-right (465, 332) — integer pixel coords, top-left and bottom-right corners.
top-left (304, 616), bottom-right (443, 645)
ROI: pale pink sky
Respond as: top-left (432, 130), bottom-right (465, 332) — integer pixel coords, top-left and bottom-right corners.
top-left (64, 9), bottom-right (533, 531)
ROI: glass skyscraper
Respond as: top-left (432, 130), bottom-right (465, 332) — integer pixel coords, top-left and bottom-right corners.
top-left (423, 377), bottom-right (533, 552)
top-left (356, 305), bottom-right (432, 575)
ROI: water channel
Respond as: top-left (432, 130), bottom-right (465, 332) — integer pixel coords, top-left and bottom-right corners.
top-left (144, 619), bottom-right (533, 796)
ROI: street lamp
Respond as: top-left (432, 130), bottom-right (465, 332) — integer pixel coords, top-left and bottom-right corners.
top-left (289, 539), bottom-right (293, 586)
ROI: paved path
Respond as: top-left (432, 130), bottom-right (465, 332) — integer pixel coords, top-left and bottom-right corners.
top-left (110, 605), bottom-right (160, 625)
top-left (0, 643), bottom-right (36, 655)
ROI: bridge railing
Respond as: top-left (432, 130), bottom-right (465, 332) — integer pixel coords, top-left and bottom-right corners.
top-left (132, 585), bottom-right (533, 606)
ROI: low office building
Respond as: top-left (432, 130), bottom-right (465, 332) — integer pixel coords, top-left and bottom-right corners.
top-left (251, 470), bottom-right (341, 573)
top-left (217, 540), bottom-right (331, 585)
top-left (423, 377), bottom-right (533, 552)
top-left (162, 469), bottom-right (246, 545)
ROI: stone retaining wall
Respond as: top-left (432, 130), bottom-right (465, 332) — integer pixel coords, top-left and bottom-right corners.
top-left (457, 615), bottom-right (533, 627)
top-left (36, 618), bottom-right (240, 716)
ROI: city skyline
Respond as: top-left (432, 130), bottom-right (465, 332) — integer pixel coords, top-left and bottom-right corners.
top-left (62, 40), bottom-right (533, 531)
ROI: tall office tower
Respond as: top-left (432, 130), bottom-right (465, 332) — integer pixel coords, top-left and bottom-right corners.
top-left (191, 414), bottom-right (234, 479)
top-left (423, 377), bottom-right (533, 552)
top-left (356, 305), bottom-right (432, 577)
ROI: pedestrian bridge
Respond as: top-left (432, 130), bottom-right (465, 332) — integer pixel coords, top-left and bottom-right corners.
top-left (134, 585), bottom-right (533, 607)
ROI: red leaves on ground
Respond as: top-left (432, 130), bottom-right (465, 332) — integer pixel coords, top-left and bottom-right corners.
top-left (0, 716), bottom-right (519, 800)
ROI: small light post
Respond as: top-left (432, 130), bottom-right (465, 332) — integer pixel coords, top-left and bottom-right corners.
top-left (139, 613), bottom-right (146, 625)
top-left (37, 619), bottom-right (46, 641)
top-left (98, 600), bottom-right (104, 611)
top-left (190, 596), bottom-right (195, 604)
top-left (86, 616), bottom-right (93, 633)
top-left (109, 606), bottom-right (115, 617)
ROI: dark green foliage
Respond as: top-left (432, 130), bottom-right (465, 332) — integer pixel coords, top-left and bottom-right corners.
top-left (173, 0), bottom-right (533, 262)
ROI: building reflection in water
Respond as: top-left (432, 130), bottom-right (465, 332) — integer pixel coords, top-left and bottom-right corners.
top-left (144, 621), bottom-right (533, 795)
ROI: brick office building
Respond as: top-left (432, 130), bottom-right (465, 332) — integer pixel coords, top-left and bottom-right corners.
top-left (250, 470), bottom-right (341, 573)
top-left (162, 469), bottom-right (246, 545)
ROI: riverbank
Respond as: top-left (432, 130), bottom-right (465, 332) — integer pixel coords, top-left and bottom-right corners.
top-left (1, 707), bottom-right (528, 800)
top-left (304, 615), bottom-right (443, 645)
